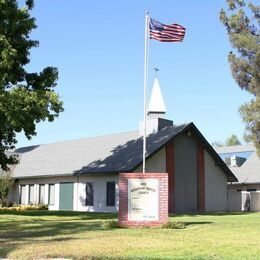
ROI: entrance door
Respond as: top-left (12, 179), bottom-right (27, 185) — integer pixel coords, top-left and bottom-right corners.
top-left (59, 182), bottom-right (74, 210)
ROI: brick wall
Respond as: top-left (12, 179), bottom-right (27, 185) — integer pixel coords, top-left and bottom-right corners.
top-left (118, 172), bottom-right (168, 227)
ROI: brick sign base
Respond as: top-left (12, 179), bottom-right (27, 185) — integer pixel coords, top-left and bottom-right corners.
top-left (118, 173), bottom-right (168, 227)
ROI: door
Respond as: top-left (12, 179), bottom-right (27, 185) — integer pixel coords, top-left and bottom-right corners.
top-left (59, 182), bottom-right (74, 210)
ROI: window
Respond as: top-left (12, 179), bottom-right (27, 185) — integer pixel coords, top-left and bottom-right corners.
top-left (48, 184), bottom-right (55, 205)
top-left (106, 182), bottom-right (115, 206)
top-left (86, 182), bottom-right (94, 206)
top-left (28, 184), bottom-right (35, 204)
top-left (20, 185), bottom-right (26, 205)
top-left (39, 184), bottom-right (45, 204)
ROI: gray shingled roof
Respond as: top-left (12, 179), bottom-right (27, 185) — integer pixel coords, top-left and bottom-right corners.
top-left (13, 130), bottom-right (140, 178)
top-left (215, 144), bottom-right (255, 154)
top-left (12, 123), bottom-right (237, 182)
top-left (215, 144), bottom-right (260, 184)
top-left (13, 124), bottom-right (188, 178)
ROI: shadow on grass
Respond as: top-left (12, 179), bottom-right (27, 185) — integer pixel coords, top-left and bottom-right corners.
top-left (169, 211), bottom-right (255, 217)
top-left (0, 210), bottom-right (117, 220)
top-left (46, 254), bottom-right (164, 260)
top-left (0, 210), bottom-right (256, 258)
top-left (0, 211), bottom-right (119, 258)
top-left (184, 221), bottom-right (213, 226)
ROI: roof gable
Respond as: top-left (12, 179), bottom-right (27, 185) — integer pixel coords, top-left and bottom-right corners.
top-left (13, 123), bottom-right (237, 182)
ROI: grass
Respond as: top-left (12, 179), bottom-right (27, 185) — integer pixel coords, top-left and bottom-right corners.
top-left (0, 211), bottom-right (260, 259)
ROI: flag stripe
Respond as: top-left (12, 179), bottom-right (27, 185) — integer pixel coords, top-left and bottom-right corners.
top-left (150, 31), bottom-right (184, 40)
top-left (164, 25), bottom-right (185, 31)
top-left (150, 36), bottom-right (184, 42)
top-left (149, 18), bottom-right (186, 43)
top-left (150, 32), bottom-right (184, 42)
top-left (151, 28), bottom-right (185, 39)
top-left (163, 27), bottom-right (185, 34)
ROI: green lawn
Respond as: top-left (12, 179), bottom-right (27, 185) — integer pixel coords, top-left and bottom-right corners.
top-left (0, 211), bottom-right (260, 259)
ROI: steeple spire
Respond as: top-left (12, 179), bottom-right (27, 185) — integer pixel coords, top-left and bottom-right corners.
top-left (139, 72), bottom-right (172, 136)
top-left (147, 76), bottom-right (166, 118)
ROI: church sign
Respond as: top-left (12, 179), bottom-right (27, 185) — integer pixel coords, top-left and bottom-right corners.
top-left (118, 172), bottom-right (168, 227)
top-left (128, 179), bottom-right (158, 221)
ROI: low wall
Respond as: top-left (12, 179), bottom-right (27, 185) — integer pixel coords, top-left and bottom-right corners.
top-left (228, 190), bottom-right (260, 212)
top-left (250, 191), bottom-right (260, 211)
top-left (227, 191), bottom-right (241, 212)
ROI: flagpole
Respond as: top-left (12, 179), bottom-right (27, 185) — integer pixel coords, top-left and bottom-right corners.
top-left (143, 11), bottom-right (150, 174)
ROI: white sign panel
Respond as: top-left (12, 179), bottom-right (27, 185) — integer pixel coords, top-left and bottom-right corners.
top-left (128, 179), bottom-right (159, 221)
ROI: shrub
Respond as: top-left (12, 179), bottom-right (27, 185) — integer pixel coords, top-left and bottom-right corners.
top-left (162, 221), bottom-right (187, 229)
top-left (8, 202), bottom-right (13, 207)
top-left (38, 204), bottom-right (48, 210)
top-left (0, 204), bottom-right (48, 212)
top-left (101, 220), bottom-right (119, 229)
top-left (1, 200), bottom-right (8, 207)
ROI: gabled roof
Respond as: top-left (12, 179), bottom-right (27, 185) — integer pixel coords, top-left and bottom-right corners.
top-left (215, 144), bottom-right (260, 184)
top-left (13, 123), bottom-right (237, 182)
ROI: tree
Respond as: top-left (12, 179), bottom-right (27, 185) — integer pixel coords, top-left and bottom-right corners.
top-left (220, 0), bottom-right (260, 156)
top-left (0, 171), bottom-right (14, 207)
top-left (225, 134), bottom-right (242, 146)
top-left (211, 140), bottom-right (224, 148)
top-left (0, 0), bottom-right (64, 170)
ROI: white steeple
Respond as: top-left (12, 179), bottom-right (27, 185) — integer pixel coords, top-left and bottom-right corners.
top-left (139, 75), bottom-right (172, 136)
top-left (147, 77), bottom-right (166, 118)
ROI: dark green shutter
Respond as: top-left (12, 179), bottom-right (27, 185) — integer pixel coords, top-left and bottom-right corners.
top-left (86, 182), bottom-right (94, 206)
top-left (106, 182), bottom-right (115, 206)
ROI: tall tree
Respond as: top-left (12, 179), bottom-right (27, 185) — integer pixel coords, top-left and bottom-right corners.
top-left (225, 134), bottom-right (242, 146)
top-left (220, 0), bottom-right (260, 156)
top-left (0, 0), bottom-right (64, 170)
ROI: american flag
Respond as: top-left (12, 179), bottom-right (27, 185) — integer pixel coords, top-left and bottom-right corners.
top-left (149, 18), bottom-right (186, 42)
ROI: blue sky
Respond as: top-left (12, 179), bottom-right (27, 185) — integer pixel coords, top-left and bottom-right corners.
top-left (17, 0), bottom-right (252, 147)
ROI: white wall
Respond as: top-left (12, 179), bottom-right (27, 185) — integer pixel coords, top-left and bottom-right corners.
top-left (77, 174), bottom-right (119, 212)
top-left (204, 150), bottom-right (228, 212)
top-left (16, 176), bottom-right (76, 210)
top-left (14, 174), bottom-right (119, 212)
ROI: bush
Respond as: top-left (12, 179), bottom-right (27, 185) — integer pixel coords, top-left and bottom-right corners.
top-left (1, 200), bottom-right (8, 207)
top-left (38, 204), bottom-right (48, 210)
top-left (0, 204), bottom-right (48, 212)
top-left (162, 221), bottom-right (187, 229)
top-left (101, 220), bottom-right (119, 229)
top-left (8, 202), bottom-right (13, 207)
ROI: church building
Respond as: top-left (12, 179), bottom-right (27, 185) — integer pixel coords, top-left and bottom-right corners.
top-left (8, 78), bottom-right (237, 213)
